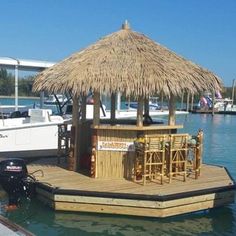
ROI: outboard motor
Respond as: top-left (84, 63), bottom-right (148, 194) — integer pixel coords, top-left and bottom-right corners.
top-left (0, 158), bottom-right (35, 207)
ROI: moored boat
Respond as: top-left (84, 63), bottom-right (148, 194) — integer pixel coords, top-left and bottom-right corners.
top-left (0, 108), bottom-right (67, 158)
top-left (44, 94), bottom-right (69, 105)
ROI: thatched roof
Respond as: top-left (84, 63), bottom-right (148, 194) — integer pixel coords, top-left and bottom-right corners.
top-left (33, 21), bottom-right (222, 98)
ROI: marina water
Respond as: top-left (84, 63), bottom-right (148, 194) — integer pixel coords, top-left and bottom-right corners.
top-left (0, 98), bottom-right (236, 235)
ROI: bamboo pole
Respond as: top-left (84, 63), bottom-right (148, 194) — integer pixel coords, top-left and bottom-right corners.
top-left (93, 91), bottom-right (100, 126)
top-left (144, 97), bottom-right (149, 117)
top-left (160, 91), bottom-right (164, 110)
top-left (181, 93), bottom-right (184, 111)
top-left (137, 96), bottom-right (144, 127)
top-left (186, 92), bottom-right (190, 112)
top-left (168, 94), bottom-right (176, 125)
top-left (111, 92), bottom-right (116, 124)
top-left (68, 95), bottom-right (79, 171)
top-left (81, 95), bottom-right (87, 122)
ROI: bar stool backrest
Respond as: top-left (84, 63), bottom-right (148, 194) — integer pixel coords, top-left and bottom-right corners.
top-left (169, 133), bottom-right (189, 150)
top-left (144, 135), bottom-right (167, 152)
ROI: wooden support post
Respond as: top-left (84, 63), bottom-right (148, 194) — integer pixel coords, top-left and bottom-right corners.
top-left (137, 96), bottom-right (144, 127)
top-left (81, 95), bottom-right (87, 122)
top-left (168, 94), bottom-right (176, 126)
top-left (93, 91), bottom-right (100, 126)
top-left (186, 92), bottom-right (190, 112)
top-left (111, 92), bottom-right (116, 124)
top-left (68, 95), bottom-right (79, 171)
top-left (181, 93), bottom-right (184, 111)
top-left (160, 91), bottom-right (164, 110)
top-left (68, 126), bottom-right (75, 171)
top-left (144, 97), bottom-right (149, 116)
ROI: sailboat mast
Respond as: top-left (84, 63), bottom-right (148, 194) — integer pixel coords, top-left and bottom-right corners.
top-left (231, 79), bottom-right (236, 105)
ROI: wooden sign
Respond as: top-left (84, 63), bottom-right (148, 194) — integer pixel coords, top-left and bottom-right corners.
top-left (97, 141), bottom-right (134, 151)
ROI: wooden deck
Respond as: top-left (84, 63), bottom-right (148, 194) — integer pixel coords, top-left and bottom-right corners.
top-left (28, 158), bottom-right (235, 218)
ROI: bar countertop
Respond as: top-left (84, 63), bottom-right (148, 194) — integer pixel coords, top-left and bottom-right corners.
top-left (91, 124), bottom-right (183, 131)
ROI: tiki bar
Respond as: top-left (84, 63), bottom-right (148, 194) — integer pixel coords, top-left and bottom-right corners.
top-left (31, 21), bottom-right (235, 218)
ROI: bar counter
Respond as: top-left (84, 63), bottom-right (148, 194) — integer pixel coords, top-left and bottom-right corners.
top-left (91, 124), bottom-right (183, 179)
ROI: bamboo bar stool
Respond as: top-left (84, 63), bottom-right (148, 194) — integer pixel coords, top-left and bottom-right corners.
top-left (57, 124), bottom-right (70, 163)
top-left (167, 133), bottom-right (189, 183)
top-left (142, 135), bottom-right (167, 185)
top-left (134, 140), bottom-right (145, 182)
top-left (194, 129), bottom-right (203, 178)
top-left (187, 130), bottom-right (203, 179)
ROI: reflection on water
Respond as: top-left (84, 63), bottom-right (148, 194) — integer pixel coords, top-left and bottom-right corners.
top-left (54, 212), bottom-right (217, 236)
top-left (0, 191), bottom-right (235, 236)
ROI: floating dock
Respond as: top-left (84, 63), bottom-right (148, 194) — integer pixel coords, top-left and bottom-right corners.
top-left (0, 216), bottom-right (34, 236)
top-left (28, 160), bottom-right (235, 218)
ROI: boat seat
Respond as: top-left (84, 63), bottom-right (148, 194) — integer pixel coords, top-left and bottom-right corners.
top-left (9, 111), bottom-right (21, 118)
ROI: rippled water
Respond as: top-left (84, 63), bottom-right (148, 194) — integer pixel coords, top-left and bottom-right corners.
top-left (0, 100), bottom-right (236, 235)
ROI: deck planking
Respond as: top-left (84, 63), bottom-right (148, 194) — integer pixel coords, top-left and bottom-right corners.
top-left (28, 163), bottom-right (233, 196)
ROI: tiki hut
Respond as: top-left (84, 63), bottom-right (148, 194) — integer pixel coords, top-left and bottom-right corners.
top-left (34, 21), bottom-right (222, 124)
top-left (33, 21), bottom-right (222, 174)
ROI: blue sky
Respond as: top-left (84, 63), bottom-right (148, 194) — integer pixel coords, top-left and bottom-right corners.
top-left (0, 0), bottom-right (235, 86)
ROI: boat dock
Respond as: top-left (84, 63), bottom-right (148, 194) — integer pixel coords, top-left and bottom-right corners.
top-left (28, 159), bottom-right (235, 218)
top-left (0, 216), bottom-right (34, 236)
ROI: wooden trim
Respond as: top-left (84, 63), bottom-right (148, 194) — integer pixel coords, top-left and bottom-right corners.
top-left (36, 181), bottom-right (235, 202)
top-left (91, 124), bottom-right (183, 131)
top-left (53, 191), bottom-right (235, 209)
top-left (53, 192), bottom-right (234, 218)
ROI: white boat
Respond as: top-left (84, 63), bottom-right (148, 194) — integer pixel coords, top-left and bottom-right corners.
top-left (44, 94), bottom-right (68, 105)
top-left (125, 97), bottom-right (161, 110)
top-left (63, 103), bottom-right (188, 120)
top-left (0, 109), bottom-right (66, 158)
top-left (214, 98), bottom-right (236, 112)
top-left (197, 91), bottom-right (236, 112)
top-left (0, 105), bottom-right (32, 118)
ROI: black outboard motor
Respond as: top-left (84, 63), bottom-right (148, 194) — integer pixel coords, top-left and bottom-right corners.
top-left (0, 158), bottom-right (35, 206)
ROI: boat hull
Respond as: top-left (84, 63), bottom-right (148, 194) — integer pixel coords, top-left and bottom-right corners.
top-left (0, 121), bottom-right (62, 158)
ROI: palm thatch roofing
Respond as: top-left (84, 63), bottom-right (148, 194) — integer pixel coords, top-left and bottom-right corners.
top-left (33, 22), bottom-right (222, 98)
